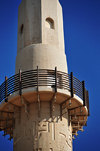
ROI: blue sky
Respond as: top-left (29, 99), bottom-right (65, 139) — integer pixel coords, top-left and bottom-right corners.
top-left (0, 0), bottom-right (100, 150)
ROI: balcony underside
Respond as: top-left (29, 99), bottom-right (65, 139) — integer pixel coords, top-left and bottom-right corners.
top-left (0, 87), bottom-right (88, 139)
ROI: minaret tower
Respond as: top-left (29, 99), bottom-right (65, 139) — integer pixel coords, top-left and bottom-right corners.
top-left (16, 0), bottom-right (67, 73)
top-left (0, 0), bottom-right (89, 151)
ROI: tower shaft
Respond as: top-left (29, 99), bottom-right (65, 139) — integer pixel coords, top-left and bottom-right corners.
top-left (13, 102), bottom-right (72, 151)
top-left (14, 0), bottom-right (72, 150)
top-left (16, 0), bottom-right (68, 73)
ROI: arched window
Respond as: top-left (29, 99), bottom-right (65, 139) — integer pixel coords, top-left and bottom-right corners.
top-left (45, 18), bottom-right (54, 29)
top-left (20, 24), bottom-right (24, 34)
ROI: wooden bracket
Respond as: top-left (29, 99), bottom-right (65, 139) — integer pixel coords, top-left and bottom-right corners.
top-left (50, 93), bottom-right (56, 120)
top-left (0, 111), bottom-right (14, 114)
top-left (19, 69), bottom-right (22, 96)
top-left (60, 97), bottom-right (72, 107)
top-left (20, 96), bottom-right (30, 118)
top-left (8, 102), bottom-right (21, 109)
top-left (68, 105), bottom-right (83, 112)
top-left (37, 92), bottom-right (41, 118)
top-left (60, 97), bottom-right (72, 120)
top-left (60, 104), bottom-right (62, 121)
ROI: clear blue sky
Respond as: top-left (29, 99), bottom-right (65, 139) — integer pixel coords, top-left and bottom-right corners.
top-left (0, 0), bottom-right (100, 150)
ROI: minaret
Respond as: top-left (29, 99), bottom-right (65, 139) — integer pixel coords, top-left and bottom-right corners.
top-left (0, 0), bottom-right (89, 151)
top-left (16, 0), bottom-right (68, 73)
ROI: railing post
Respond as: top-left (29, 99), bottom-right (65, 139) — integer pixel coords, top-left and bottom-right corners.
top-left (19, 69), bottom-right (22, 96)
top-left (5, 76), bottom-right (8, 102)
top-left (55, 67), bottom-right (57, 93)
top-left (37, 66), bottom-right (39, 92)
top-left (70, 72), bottom-right (74, 98)
top-left (86, 91), bottom-right (90, 116)
top-left (37, 66), bottom-right (41, 117)
top-left (82, 81), bottom-right (86, 106)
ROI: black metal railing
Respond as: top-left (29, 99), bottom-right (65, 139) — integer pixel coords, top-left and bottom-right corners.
top-left (0, 68), bottom-right (89, 114)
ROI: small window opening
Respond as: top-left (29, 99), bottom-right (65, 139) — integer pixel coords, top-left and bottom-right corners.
top-left (20, 24), bottom-right (24, 34)
top-left (36, 149), bottom-right (42, 151)
top-left (45, 17), bottom-right (54, 29)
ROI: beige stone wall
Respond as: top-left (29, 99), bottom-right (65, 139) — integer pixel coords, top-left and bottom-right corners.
top-left (42, 0), bottom-right (65, 51)
top-left (15, 0), bottom-right (71, 150)
top-left (17, 0), bottom-right (42, 52)
top-left (15, 44), bottom-right (67, 73)
top-left (13, 102), bottom-right (72, 151)
top-left (16, 0), bottom-right (68, 73)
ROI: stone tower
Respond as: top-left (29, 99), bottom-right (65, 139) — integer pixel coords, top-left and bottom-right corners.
top-left (0, 0), bottom-right (89, 151)
top-left (16, 0), bottom-right (67, 73)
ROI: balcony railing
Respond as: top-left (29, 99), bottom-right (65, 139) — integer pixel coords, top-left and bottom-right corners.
top-left (0, 68), bottom-right (89, 115)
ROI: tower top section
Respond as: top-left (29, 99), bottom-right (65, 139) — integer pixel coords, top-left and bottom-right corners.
top-left (17, 0), bottom-right (65, 53)
top-left (16, 0), bottom-right (68, 73)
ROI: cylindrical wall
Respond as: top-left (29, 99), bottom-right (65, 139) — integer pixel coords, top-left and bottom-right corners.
top-left (16, 0), bottom-right (68, 73)
top-left (13, 102), bottom-right (72, 151)
top-left (15, 44), bottom-right (67, 73)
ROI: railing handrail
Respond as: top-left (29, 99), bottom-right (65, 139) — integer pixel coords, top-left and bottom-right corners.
top-left (0, 68), bottom-right (89, 114)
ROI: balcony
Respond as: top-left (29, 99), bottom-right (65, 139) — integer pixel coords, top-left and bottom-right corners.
top-left (0, 68), bottom-right (89, 138)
